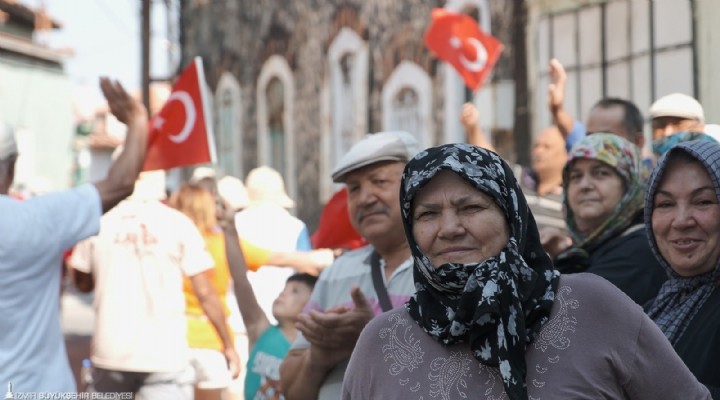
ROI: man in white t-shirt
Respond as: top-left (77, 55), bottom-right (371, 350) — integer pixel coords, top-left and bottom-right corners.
top-left (0, 79), bottom-right (149, 392)
top-left (69, 171), bottom-right (240, 400)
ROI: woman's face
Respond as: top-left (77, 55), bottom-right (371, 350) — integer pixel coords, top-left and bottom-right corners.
top-left (412, 170), bottom-right (510, 267)
top-left (652, 158), bottom-right (720, 277)
top-left (567, 158), bottom-right (625, 235)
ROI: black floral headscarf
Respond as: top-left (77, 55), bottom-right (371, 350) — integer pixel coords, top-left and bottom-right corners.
top-left (402, 144), bottom-right (560, 400)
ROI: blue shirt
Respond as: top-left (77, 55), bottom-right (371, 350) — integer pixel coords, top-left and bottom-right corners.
top-left (566, 120), bottom-right (587, 151)
top-left (0, 184), bottom-right (101, 392)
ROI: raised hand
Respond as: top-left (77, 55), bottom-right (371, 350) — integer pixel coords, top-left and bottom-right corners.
top-left (460, 102), bottom-right (480, 131)
top-left (548, 58), bottom-right (567, 111)
top-left (216, 198), bottom-right (236, 231)
top-left (99, 78), bottom-right (147, 125)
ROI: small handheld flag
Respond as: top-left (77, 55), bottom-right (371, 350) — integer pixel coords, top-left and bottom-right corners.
top-left (143, 56), bottom-right (217, 171)
top-left (424, 9), bottom-right (504, 91)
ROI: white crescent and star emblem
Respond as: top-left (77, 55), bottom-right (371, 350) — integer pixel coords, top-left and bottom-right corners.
top-left (450, 36), bottom-right (488, 73)
top-left (153, 90), bottom-right (197, 144)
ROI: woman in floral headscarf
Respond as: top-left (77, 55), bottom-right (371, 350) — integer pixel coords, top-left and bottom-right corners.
top-left (341, 143), bottom-right (710, 400)
top-left (554, 133), bottom-right (666, 305)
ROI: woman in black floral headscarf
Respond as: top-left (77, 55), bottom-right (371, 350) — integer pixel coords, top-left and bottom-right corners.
top-left (341, 143), bottom-right (711, 400)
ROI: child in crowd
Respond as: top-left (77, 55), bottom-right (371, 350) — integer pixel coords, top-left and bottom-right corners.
top-left (220, 211), bottom-right (317, 400)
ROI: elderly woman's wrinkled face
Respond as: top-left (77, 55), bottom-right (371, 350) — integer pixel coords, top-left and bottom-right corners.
top-left (652, 158), bottom-right (720, 277)
top-left (412, 170), bottom-right (510, 267)
top-left (567, 158), bottom-right (625, 235)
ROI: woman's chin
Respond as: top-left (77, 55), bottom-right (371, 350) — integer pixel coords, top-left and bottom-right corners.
top-left (432, 252), bottom-right (486, 266)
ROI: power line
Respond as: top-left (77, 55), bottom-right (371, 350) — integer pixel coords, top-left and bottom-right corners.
top-left (94, 0), bottom-right (137, 36)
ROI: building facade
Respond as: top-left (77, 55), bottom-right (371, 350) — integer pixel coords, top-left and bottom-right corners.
top-left (179, 0), bottom-right (518, 228)
top-left (527, 0), bottom-right (701, 142)
top-left (0, 1), bottom-right (73, 193)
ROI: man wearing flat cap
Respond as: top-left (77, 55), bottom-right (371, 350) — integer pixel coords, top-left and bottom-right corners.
top-left (649, 92), bottom-right (705, 141)
top-left (279, 131), bottom-right (419, 400)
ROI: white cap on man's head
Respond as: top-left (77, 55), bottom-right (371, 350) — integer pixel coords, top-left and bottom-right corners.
top-left (190, 166), bottom-right (217, 183)
top-left (331, 131), bottom-right (421, 183)
top-left (649, 93), bottom-right (704, 122)
top-left (218, 175), bottom-right (250, 210)
top-left (0, 123), bottom-right (17, 160)
top-left (245, 166), bottom-right (295, 208)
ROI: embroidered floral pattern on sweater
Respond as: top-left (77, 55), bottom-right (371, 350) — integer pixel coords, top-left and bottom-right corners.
top-left (380, 312), bottom-right (425, 376)
top-left (531, 285), bottom-right (579, 393)
top-left (477, 363), bottom-right (507, 400)
top-left (533, 286), bottom-right (579, 352)
top-left (428, 351), bottom-right (472, 399)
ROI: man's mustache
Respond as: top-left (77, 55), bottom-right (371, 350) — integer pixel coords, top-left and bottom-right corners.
top-left (356, 207), bottom-right (389, 222)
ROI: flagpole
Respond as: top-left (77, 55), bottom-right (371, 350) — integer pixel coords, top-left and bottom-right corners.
top-left (194, 57), bottom-right (217, 164)
top-left (512, 0), bottom-right (531, 167)
top-left (141, 0), bottom-right (151, 113)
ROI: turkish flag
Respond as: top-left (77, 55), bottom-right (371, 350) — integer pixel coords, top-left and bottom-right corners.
top-left (424, 8), bottom-right (503, 91)
top-left (142, 57), bottom-right (217, 171)
top-left (311, 187), bottom-right (366, 251)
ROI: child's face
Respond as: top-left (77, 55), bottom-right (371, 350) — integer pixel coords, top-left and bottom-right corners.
top-left (272, 281), bottom-right (313, 321)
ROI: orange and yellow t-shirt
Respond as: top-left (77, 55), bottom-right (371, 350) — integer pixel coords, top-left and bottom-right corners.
top-left (183, 228), bottom-right (272, 350)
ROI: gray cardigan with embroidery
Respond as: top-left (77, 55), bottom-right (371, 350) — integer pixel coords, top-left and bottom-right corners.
top-left (342, 273), bottom-right (711, 400)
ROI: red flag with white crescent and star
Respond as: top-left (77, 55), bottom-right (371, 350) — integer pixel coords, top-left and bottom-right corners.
top-left (142, 56), bottom-right (217, 171)
top-left (424, 8), bottom-right (503, 91)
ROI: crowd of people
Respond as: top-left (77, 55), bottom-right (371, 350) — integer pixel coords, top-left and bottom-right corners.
top-left (0, 55), bottom-right (719, 400)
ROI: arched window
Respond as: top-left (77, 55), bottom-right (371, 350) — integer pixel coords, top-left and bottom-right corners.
top-left (382, 61), bottom-right (433, 149)
top-left (321, 27), bottom-right (368, 201)
top-left (337, 52), bottom-right (356, 158)
top-left (266, 77), bottom-right (285, 174)
top-left (443, 0), bottom-right (492, 144)
top-left (214, 72), bottom-right (242, 177)
top-left (257, 55), bottom-right (296, 203)
top-left (391, 87), bottom-right (421, 138)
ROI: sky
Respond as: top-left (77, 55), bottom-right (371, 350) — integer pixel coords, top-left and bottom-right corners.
top-left (26, 0), bottom-right (178, 114)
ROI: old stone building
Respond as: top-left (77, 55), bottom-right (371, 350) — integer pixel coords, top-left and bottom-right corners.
top-left (179, 0), bottom-right (519, 228)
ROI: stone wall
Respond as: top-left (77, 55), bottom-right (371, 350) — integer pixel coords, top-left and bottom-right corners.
top-left (179, 0), bottom-right (516, 230)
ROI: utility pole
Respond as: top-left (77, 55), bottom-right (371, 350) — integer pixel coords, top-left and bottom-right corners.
top-left (141, 0), bottom-right (151, 113)
top-left (164, 0), bottom-right (177, 77)
top-left (512, 0), bottom-right (531, 167)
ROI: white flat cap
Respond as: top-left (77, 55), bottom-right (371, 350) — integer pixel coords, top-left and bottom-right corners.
top-left (649, 93), bottom-right (704, 122)
top-left (331, 131), bottom-right (420, 183)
